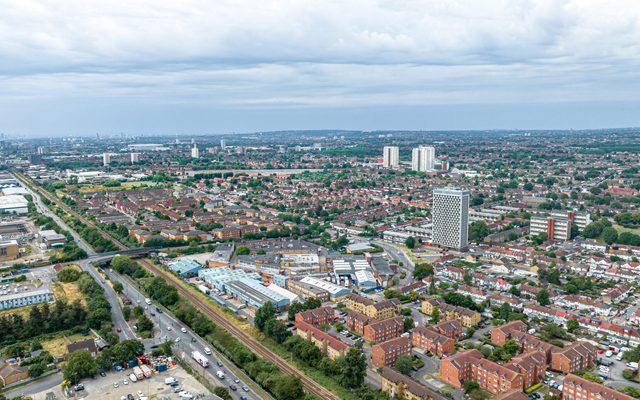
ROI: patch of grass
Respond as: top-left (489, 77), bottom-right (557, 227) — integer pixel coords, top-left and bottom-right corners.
top-left (51, 282), bottom-right (85, 306)
top-left (0, 304), bottom-right (32, 319)
top-left (41, 332), bottom-right (95, 358)
top-left (614, 224), bottom-right (640, 234)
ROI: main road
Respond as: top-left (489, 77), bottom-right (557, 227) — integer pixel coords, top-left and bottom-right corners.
top-left (16, 172), bottom-right (341, 400)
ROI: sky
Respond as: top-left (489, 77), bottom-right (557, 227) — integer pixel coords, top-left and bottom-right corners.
top-left (1, 0), bottom-right (640, 136)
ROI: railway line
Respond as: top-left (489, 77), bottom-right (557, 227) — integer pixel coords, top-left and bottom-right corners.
top-left (15, 172), bottom-right (342, 400)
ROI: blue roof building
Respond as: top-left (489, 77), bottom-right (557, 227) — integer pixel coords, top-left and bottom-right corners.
top-left (226, 278), bottom-right (290, 310)
top-left (168, 259), bottom-right (201, 277)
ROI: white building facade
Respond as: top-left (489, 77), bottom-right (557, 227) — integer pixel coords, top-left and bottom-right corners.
top-left (432, 188), bottom-right (469, 250)
top-left (411, 146), bottom-right (435, 172)
top-left (382, 146), bottom-right (399, 168)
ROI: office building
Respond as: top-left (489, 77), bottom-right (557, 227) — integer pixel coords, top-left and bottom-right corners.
top-left (220, 139), bottom-right (226, 149)
top-left (130, 153), bottom-right (140, 163)
top-left (411, 146), bottom-right (435, 172)
top-left (102, 152), bottom-right (111, 166)
top-left (432, 188), bottom-right (469, 250)
top-left (382, 146), bottom-right (399, 168)
top-left (191, 145), bottom-right (200, 159)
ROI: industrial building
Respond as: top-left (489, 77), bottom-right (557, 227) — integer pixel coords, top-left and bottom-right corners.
top-left (265, 283), bottom-right (300, 304)
top-left (0, 240), bottom-right (19, 261)
top-left (198, 267), bottom-right (260, 292)
top-left (225, 278), bottom-right (290, 310)
top-left (39, 230), bottom-right (67, 248)
top-left (298, 276), bottom-right (351, 301)
top-left (0, 195), bottom-right (29, 214)
top-left (168, 259), bottom-right (201, 277)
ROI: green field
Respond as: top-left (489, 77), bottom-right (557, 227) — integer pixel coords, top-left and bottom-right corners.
top-left (614, 224), bottom-right (640, 234)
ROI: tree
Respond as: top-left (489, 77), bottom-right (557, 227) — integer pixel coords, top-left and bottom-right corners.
top-left (431, 308), bottom-right (440, 324)
top-left (537, 289), bottom-right (550, 306)
top-left (404, 317), bottom-right (414, 332)
top-left (405, 236), bottom-right (416, 249)
top-left (271, 375), bottom-right (304, 400)
top-left (469, 221), bottom-right (490, 242)
top-left (413, 263), bottom-right (434, 280)
top-left (112, 281), bottom-right (123, 294)
top-left (236, 246), bottom-right (251, 255)
top-left (63, 350), bottom-right (98, 384)
top-left (58, 267), bottom-right (80, 282)
top-left (213, 387), bottom-right (233, 400)
top-left (255, 302), bottom-right (276, 332)
top-left (395, 355), bottom-right (413, 375)
top-left (336, 347), bottom-right (367, 389)
top-left (463, 380), bottom-right (480, 394)
top-left (567, 319), bottom-right (579, 333)
top-left (463, 273), bottom-right (473, 285)
top-left (136, 313), bottom-right (154, 333)
top-left (602, 227), bottom-right (618, 245)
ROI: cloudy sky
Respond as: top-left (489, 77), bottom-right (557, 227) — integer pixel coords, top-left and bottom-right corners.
top-left (1, 0), bottom-right (640, 136)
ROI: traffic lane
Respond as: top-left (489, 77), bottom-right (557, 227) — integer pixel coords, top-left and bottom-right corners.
top-left (81, 260), bottom-right (136, 340)
top-left (104, 268), bottom-right (261, 400)
top-left (4, 371), bottom-right (64, 399)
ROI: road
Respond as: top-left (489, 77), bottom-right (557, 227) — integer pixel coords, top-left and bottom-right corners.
top-left (102, 265), bottom-right (265, 400)
top-left (23, 180), bottom-right (97, 257)
top-left (3, 371), bottom-right (64, 399)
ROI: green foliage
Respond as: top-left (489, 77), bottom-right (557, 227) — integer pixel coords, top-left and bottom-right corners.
top-left (394, 355), bottom-right (413, 375)
top-left (287, 298), bottom-right (322, 321)
top-left (469, 221), bottom-right (490, 242)
top-left (443, 292), bottom-right (482, 312)
top-left (213, 387), bottom-right (233, 400)
top-left (236, 246), bottom-right (251, 255)
top-left (63, 350), bottom-right (98, 384)
top-left (57, 267), bottom-right (81, 282)
top-left (620, 386), bottom-right (640, 399)
top-left (567, 319), bottom-right (579, 333)
top-left (431, 308), bottom-right (441, 324)
top-left (404, 236), bottom-right (416, 249)
top-left (463, 380), bottom-right (480, 394)
top-left (602, 227), bottom-right (619, 245)
top-left (413, 263), bottom-right (433, 280)
top-left (623, 369), bottom-right (635, 380)
top-left (536, 289), bottom-right (550, 306)
top-left (615, 212), bottom-right (640, 228)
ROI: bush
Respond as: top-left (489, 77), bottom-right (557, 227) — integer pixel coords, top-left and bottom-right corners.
top-left (525, 383), bottom-right (542, 394)
top-left (58, 267), bottom-right (81, 282)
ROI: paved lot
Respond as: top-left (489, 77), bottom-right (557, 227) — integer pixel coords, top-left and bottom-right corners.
top-left (22, 365), bottom-right (206, 400)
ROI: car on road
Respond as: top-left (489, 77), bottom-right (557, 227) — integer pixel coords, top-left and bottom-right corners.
top-left (240, 397), bottom-right (249, 400)
top-left (113, 382), bottom-right (119, 388)
top-left (167, 326), bottom-right (172, 331)
top-left (217, 361), bottom-right (223, 367)
top-left (242, 386), bottom-right (249, 392)
top-left (127, 395), bottom-right (134, 400)
top-left (204, 347), bottom-right (212, 355)
top-left (150, 312), bottom-right (155, 317)
top-left (116, 327), bottom-right (122, 332)
top-left (156, 307), bottom-right (163, 313)
top-left (175, 337), bottom-right (181, 343)
top-left (233, 378), bottom-right (240, 383)
top-left (181, 327), bottom-right (187, 333)
top-left (229, 385), bottom-right (237, 391)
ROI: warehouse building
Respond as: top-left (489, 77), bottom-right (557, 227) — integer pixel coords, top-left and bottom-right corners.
top-left (198, 267), bottom-right (260, 292)
top-left (168, 259), bottom-right (201, 277)
top-left (299, 276), bottom-right (351, 301)
top-left (0, 196), bottom-right (28, 214)
top-left (226, 278), bottom-right (290, 310)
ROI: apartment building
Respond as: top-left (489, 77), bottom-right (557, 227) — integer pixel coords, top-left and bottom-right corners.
top-left (491, 321), bottom-right (559, 363)
top-left (344, 294), bottom-right (401, 319)
top-left (363, 316), bottom-right (404, 343)
top-left (411, 146), bottom-right (435, 172)
top-left (371, 336), bottom-right (412, 368)
top-left (412, 326), bottom-right (455, 356)
top-left (295, 321), bottom-right (348, 360)
top-left (431, 319), bottom-right (464, 339)
top-left (421, 298), bottom-right (481, 328)
top-left (530, 215), bottom-right (571, 241)
top-left (441, 349), bottom-right (522, 395)
top-left (551, 341), bottom-right (596, 374)
top-left (505, 351), bottom-right (547, 390)
top-left (382, 146), bottom-right (400, 168)
top-left (345, 311), bottom-right (372, 335)
top-left (562, 374), bottom-right (634, 400)
top-left (432, 188), bottom-right (469, 250)
top-left (491, 321), bottom-right (528, 345)
top-left (380, 367), bottom-right (449, 400)
top-left (294, 306), bottom-right (334, 326)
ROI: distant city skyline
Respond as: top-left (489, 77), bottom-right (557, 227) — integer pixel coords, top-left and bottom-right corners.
top-left (1, 1), bottom-right (639, 136)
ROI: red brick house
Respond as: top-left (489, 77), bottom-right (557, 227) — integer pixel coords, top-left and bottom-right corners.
top-left (371, 337), bottom-right (411, 368)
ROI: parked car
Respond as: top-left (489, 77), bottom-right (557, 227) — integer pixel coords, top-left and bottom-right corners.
top-left (74, 384), bottom-right (85, 391)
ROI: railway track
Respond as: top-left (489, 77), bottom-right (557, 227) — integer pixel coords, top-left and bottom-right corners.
top-left (16, 172), bottom-right (341, 400)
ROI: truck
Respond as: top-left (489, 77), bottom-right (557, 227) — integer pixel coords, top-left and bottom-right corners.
top-left (133, 366), bottom-right (145, 380)
top-left (197, 284), bottom-right (210, 295)
top-left (191, 351), bottom-right (209, 368)
top-left (216, 370), bottom-right (225, 379)
top-left (140, 364), bottom-right (152, 378)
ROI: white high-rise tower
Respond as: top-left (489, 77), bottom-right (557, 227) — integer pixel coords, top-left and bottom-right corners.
top-left (432, 188), bottom-right (469, 250)
top-left (191, 144), bottom-right (200, 159)
top-left (102, 153), bottom-right (111, 167)
top-left (411, 146), bottom-right (435, 172)
top-left (382, 146), bottom-right (399, 168)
